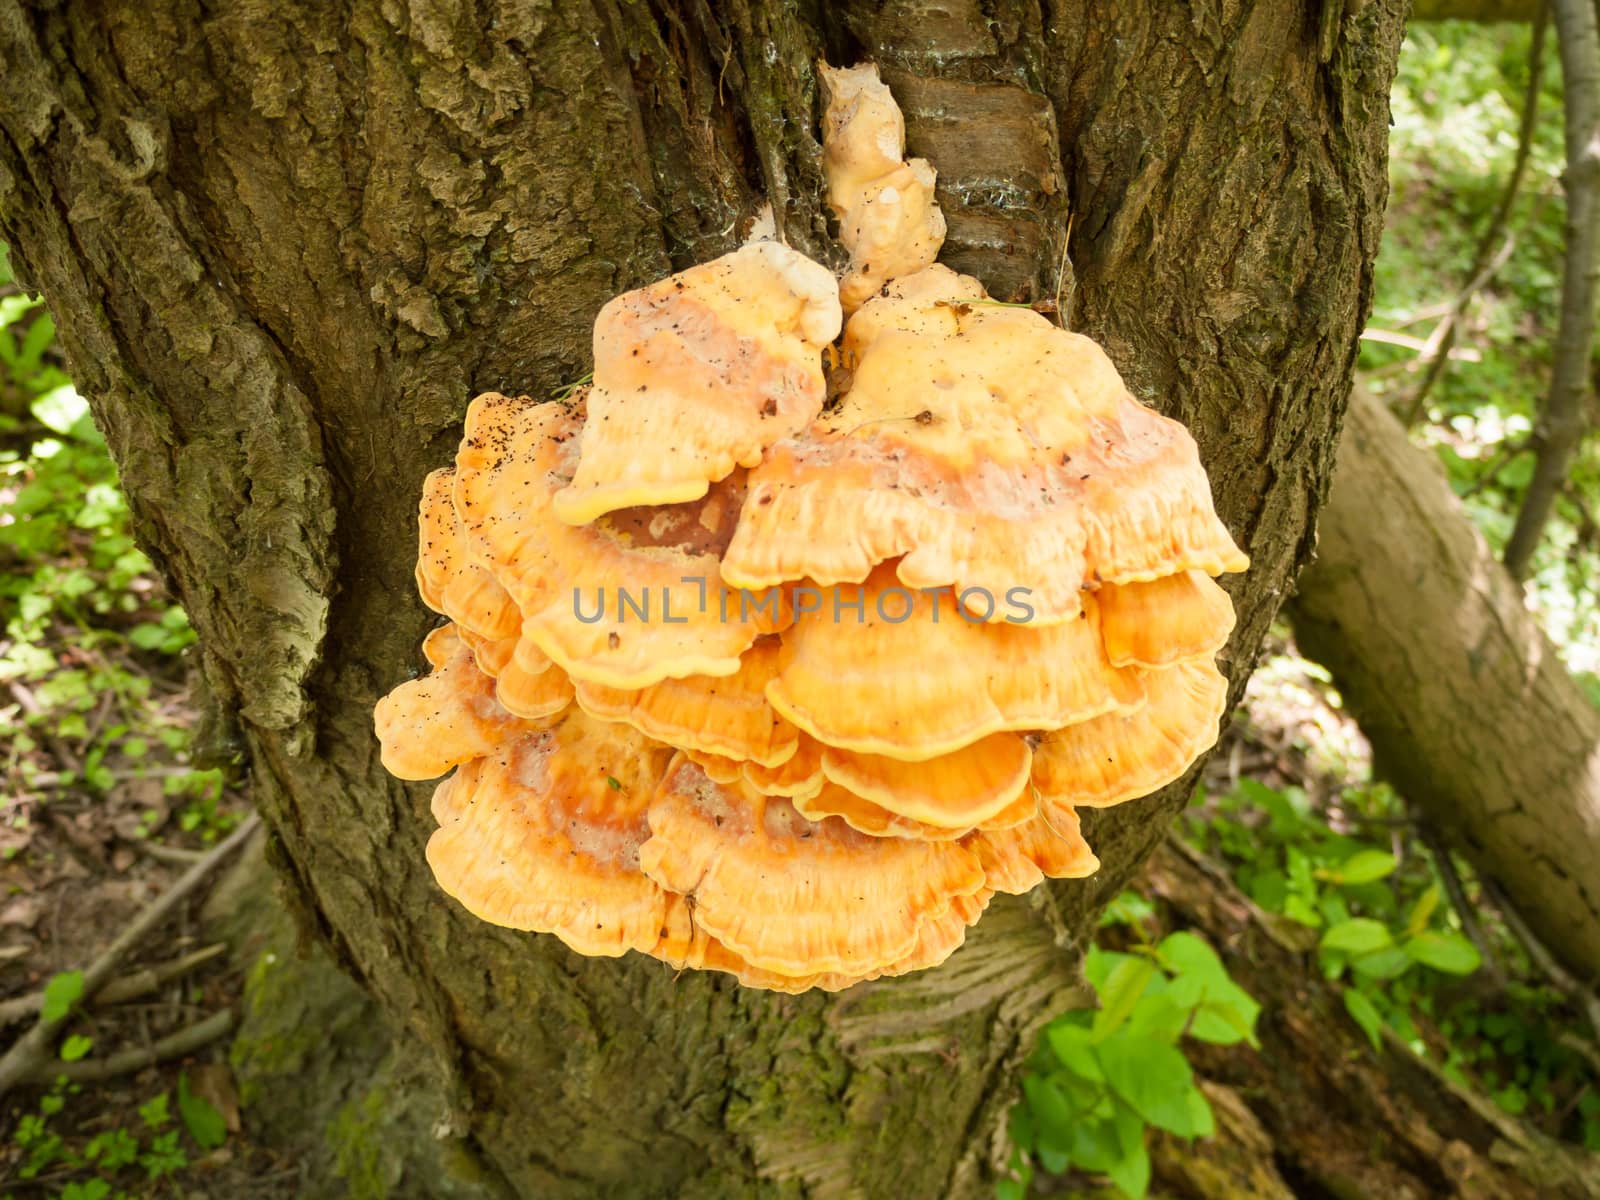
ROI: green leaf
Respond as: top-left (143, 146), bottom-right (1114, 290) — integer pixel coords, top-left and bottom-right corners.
top-left (1047, 1023), bottom-right (1105, 1081)
top-left (1021, 1075), bottom-right (1075, 1150)
top-left (40, 971), bottom-right (84, 1023)
top-left (59, 1034), bottom-right (92, 1062)
top-left (1092, 957), bottom-right (1157, 1041)
top-left (1156, 931), bottom-right (1228, 983)
top-left (1348, 946), bottom-right (1413, 981)
top-left (1344, 988), bottom-right (1384, 1050)
top-left (30, 385), bottom-right (99, 443)
top-left (1404, 931), bottom-right (1482, 975)
top-left (1320, 918), bottom-right (1393, 956)
top-left (138, 1091), bottom-right (171, 1131)
top-left (1188, 981), bottom-right (1262, 1048)
top-left (1067, 1117), bottom-right (1124, 1172)
top-left (178, 1072), bottom-right (228, 1149)
top-left (1405, 882), bottom-right (1442, 937)
top-left (1319, 848), bottom-right (1398, 885)
top-left (1096, 1032), bottom-right (1197, 1136)
top-left (1105, 1140), bottom-right (1152, 1199)
top-left (1185, 1086), bottom-right (1215, 1138)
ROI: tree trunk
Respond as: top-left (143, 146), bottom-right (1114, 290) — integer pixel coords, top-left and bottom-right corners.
top-left (1292, 385), bottom-right (1600, 986)
top-left (0, 2), bottom-right (1404, 1194)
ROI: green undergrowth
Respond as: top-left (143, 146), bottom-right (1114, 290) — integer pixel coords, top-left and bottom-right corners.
top-left (5, 1069), bottom-right (226, 1199)
top-left (1186, 778), bottom-right (1598, 1149)
top-left (1, 248), bottom-right (228, 848)
top-left (1001, 901), bottom-right (1260, 1199)
top-left (1002, 770), bottom-right (1598, 1199)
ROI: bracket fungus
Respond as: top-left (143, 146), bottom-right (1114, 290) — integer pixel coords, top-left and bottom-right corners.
top-left (374, 61), bottom-right (1248, 992)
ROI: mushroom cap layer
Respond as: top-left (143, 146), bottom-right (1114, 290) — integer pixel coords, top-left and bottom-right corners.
top-left (721, 266), bottom-right (1249, 621)
top-left (454, 392), bottom-right (784, 689)
top-left (765, 562), bottom-right (1144, 761)
top-left (415, 467), bottom-right (520, 641)
top-left (454, 627), bottom-right (574, 722)
top-left (818, 732), bottom-right (1032, 829)
top-left (967, 806), bottom-right (1100, 895)
top-left (551, 242), bottom-right (842, 525)
top-left (425, 715), bottom-right (677, 957)
top-left (373, 624), bottom-right (538, 781)
top-left (574, 635), bottom-right (799, 767)
top-left (639, 756), bottom-right (987, 976)
top-left (1098, 571), bottom-right (1236, 668)
top-left (1031, 657), bottom-right (1229, 812)
top-left (649, 887), bottom-right (990, 992)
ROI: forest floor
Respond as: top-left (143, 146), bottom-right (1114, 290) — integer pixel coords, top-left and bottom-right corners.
top-left (0, 641), bottom-right (303, 1197)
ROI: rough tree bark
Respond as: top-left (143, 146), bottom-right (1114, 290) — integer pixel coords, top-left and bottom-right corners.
top-left (0, 3), bottom-right (1403, 1196)
top-left (1293, 386), bottom-right (1600, 986)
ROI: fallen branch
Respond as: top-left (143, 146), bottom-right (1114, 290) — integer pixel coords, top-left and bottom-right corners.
top-left (19, 1009), bottom-right (236, 1084)
top-left (0, 815), bottom-right (259, 1097)
top-left (0, 944), bottom-right (226, 1026)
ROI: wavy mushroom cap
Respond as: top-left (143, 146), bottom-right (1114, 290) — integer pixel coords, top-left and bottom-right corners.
top-left (649, 886), bottom-right (990, 993)
top-left (817, 732), bottom-right (1032, 829)
top-left (1098, 571), bottom-right (1236, 668)
top-left (574, 635), bottom-right (799, 767)
top-left (639, 756), bottom-right (986, 976)
top-left (425, 715), bottom-right (677, 957)
top-left (721, 266), bottom-right (1249, 621)
top-left (373, 623), bottom-right (539, 781)
top-left (764, 563), bottom-right (1144, 762)
top-left (551, 242), bottom-right (842, 525)
top-left (415, 467), bottom-right (520, 640)
top-left (1031, 657), bottom-right (1230, 813)
top-left (966, 806), bottom-right (1100, 895)
top-left (453, 391), bottom-right (785, 689)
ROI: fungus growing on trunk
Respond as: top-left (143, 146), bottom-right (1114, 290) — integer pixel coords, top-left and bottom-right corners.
top-left (374, 61), bottom-right (1248, 991)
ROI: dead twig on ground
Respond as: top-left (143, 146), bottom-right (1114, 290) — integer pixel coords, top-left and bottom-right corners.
top-left (0, 944), bottom-right (226, 1026)
top-left (19, 1009), bottom-right (236, 1084)
top-left (0, 815), bottom-right (259, 1098)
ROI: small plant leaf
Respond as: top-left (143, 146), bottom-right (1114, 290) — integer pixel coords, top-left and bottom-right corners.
top-left (1344, 987), bottom-right (1384, 1050)
top-left (178, 1072), bottom-right (228, 1150)
top-left (1404, 930), bottom-right (1482, 975)
top-left (1320, 918), bottom-right (1393, 956)
top-left (40, 970), bottom-right (84, 1023)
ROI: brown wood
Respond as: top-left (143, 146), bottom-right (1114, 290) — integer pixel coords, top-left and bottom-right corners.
top-left (1294, 385), bottom-right (1600, 985)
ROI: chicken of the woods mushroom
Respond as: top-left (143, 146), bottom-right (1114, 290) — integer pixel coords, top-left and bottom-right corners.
top-left (374, 62), bottom-right (1248, 992)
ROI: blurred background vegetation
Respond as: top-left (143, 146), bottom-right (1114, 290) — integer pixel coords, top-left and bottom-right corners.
top-left (1, 18), bottom-right (1597, 1200)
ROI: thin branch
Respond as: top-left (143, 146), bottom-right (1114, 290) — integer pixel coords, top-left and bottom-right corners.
top-left (20, 1009), bottom-right (236, 1084)
top-left (0, 944), bottom-right (226, 1026)
top-left (0, 814), bottom-right (258, 1097)
top-left (1404, 4), bottom-right (1549, 425)
top-left (1505, 0), bottom-right (1600, 578)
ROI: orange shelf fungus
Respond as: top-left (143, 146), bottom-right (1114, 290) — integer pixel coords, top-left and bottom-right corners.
top-left (373, 60), bottom-right (1249, 991)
